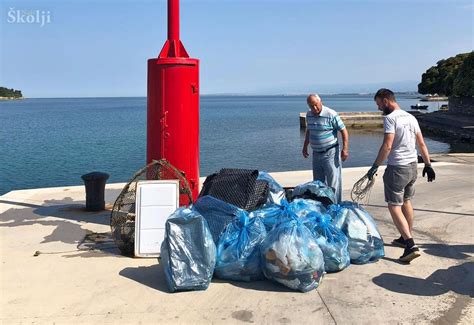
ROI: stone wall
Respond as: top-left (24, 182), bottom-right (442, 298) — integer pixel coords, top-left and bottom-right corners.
top-left (449, 96), bottom-right (474, 115)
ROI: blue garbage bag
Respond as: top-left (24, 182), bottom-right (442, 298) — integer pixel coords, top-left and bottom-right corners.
top-left (215, 210), bottom-right (267, 281)
top-left (304, 212), bottom-right (350, 272)
top-left (249, 200), bottom-right (289, 232)
top-left (260, 211), bottom-right (325, 292)
top-left (250, 198), bottom-right (326, 232)
top-left (193, 195), bottom-right (241, 244)
top-left (160, 207), bottom-right (216, 292)
top-left (328, 201), bottom-right (385, 264)
top-left (257, 171), bottom-right (286, 206)
top-left (292, 180), bottom-right (337, 205)
top-left (287, 198), bottom-right (327, 218)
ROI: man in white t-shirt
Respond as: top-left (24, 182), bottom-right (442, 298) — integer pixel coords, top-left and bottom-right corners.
top-left (366, 89), bottom-right (436, 263)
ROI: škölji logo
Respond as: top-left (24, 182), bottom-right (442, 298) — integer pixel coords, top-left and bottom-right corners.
top-left (7, 8), bottom-right (52, 27)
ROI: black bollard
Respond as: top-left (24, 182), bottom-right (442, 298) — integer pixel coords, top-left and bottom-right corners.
top-left (81, 172), bottom-right (110, 211)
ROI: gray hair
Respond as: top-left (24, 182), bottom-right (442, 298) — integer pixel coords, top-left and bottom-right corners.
top-left (307, 93), bottom-right (321, 103)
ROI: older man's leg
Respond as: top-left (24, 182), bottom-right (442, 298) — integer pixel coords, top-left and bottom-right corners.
top-left (322, 147), bottom-right (342, 203)
top-left (312, 151), bottom-right (325, 183)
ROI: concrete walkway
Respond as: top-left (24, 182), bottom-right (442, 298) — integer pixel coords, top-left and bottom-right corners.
top-left (1, 156), bottom-right (473, 324)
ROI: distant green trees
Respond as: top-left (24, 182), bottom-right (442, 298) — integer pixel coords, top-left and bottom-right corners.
top-left (418, 52), bottom-right (472, 96)
top-left (0, 87), bottom-right (23, 98)
top-left (453, 52), bottom-right (474, 97)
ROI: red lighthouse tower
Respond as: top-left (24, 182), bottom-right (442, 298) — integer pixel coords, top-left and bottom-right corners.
top-left (147, 0), bottom-right (200, 202)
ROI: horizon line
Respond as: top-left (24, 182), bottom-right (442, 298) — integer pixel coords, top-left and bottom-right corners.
top-left (15, 91), bottom-right (421, 99)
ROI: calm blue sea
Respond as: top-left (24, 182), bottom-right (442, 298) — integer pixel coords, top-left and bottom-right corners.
top-left (0, 94), bottom-right (450, 195)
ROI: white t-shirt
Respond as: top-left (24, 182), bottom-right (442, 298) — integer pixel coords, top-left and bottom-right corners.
top-left (383, 109), bottom-right (421, 166)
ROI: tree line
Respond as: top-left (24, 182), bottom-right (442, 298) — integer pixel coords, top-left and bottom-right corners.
top-left (418, 51), bottom-right (474, 97)
top-left (0, 87), bottom-right (23, 98)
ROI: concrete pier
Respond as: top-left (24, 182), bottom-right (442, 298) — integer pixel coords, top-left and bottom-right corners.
top-left (300, 111), bottom-right (384, 129)
top-left (1, 154), bottom-right (473, 324)
top-left (416, 111), bottom-right (474, 143)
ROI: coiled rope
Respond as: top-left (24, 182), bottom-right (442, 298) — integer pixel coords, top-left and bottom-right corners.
top-left (351, 174), bottom-right (376, 204)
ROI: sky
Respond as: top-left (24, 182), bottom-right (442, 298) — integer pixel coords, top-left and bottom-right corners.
top-left (0, 0), bottom-right (472, 97)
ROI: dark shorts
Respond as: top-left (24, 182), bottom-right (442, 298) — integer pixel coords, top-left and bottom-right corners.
top-left (383, 162), bottom-right (418, 206)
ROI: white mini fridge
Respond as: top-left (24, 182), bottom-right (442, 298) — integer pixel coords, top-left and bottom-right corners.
top-left (134, 180), bottom-right (179, 257)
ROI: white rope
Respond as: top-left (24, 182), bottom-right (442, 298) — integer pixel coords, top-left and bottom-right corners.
top-left (351, 174), bottom-right (376, 204)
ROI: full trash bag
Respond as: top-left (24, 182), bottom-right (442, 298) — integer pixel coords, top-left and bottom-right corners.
top-left (249, 200), bottom-right (289, 232)
top-left (215, 210), bottom-right (267, 281)
top-left (160, 207), bottom-right (216, 292)
top-left (193, 195), bottom-right (241, 244)
top-left (250, 198), bottom-right (326, 232)
top-left (292, 180), bottom-right (337, 205)
top-left (304, 212), bottom-right (350, 273)
top-left (260, 211), bottom-right (325, 292)
top-left (287, 198), bottom-right (327, 218)
top-left (257, 171), bottom-right (286, 206)
top-left (329, 201), bottom-right (384, 264)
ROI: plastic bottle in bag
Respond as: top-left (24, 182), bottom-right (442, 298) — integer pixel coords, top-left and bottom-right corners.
top-left (260, 211), bottom-right (325, 292)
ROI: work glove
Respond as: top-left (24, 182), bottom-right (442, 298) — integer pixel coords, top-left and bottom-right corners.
top-left (422, 164), bottom-right (436, 182)
top-left (367, 164), bottom-right (379, 181)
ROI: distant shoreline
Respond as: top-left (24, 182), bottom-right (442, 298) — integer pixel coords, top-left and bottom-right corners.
top-left (3, 92), bottom-right (423, 100)
top-left (0, 96), bottom-right (24, 101)
top-left (420, 96), bottom-right (449, 102)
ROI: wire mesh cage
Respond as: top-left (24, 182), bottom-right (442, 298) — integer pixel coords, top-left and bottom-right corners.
top-left (110, 159), bottom-right (193, 256)
top-left (199, 168), bottom-right (269, 211)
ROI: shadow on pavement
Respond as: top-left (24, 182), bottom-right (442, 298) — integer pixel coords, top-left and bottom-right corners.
top-left (381, 256), bottom-right (409, 265)
top-left (119, 264), bottom-right (296, 293)
top-left (418, 243), bottom-right (474, 260)
top-left (219, 279), bottom-right (296, 293)
top-left (0, 198), bottom-right (110, 226)
top-left (119, 263), bottom-right (169, 293)
top-left (0, 198), bottom-right (125, 257)
top-left (372, 261), bottom-right (474, 297)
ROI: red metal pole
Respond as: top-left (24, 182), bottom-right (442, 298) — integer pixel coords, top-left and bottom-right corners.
top-left (148, 0), bottom-right (199, 203)
top-left (168, 0), bottom-right (179, 41)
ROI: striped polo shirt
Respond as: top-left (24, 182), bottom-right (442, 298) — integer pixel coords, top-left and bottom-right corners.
top-left (306, 106), bottom-right (346, 152)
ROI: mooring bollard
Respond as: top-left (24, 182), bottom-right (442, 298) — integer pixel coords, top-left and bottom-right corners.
top-left (81, 172), bottom-right (110, 211)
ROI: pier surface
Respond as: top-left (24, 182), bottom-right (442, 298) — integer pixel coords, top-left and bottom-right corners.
top-left (300, 111), bottom-right (384, 129)
top-left (1, 154), bottom-right (473, 324)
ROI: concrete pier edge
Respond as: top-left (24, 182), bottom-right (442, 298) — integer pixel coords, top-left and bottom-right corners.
top-left (1, 155), bottom-right (473, 324)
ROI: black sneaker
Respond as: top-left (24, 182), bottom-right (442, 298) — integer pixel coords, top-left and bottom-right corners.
top-left (399, 246), bottom-right (421, 263)
top-left (392, 236), bottom-right (407, 248)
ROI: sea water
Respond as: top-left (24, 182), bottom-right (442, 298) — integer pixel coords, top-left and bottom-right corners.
top-left (0, 95), bottom-right (450, 194)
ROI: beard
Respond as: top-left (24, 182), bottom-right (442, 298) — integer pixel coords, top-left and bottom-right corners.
top-left (382, 105), bottom-right (392, 115)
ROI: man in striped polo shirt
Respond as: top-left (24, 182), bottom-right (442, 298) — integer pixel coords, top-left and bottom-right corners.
top-left (302, 94), bottom-right (349, 203)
